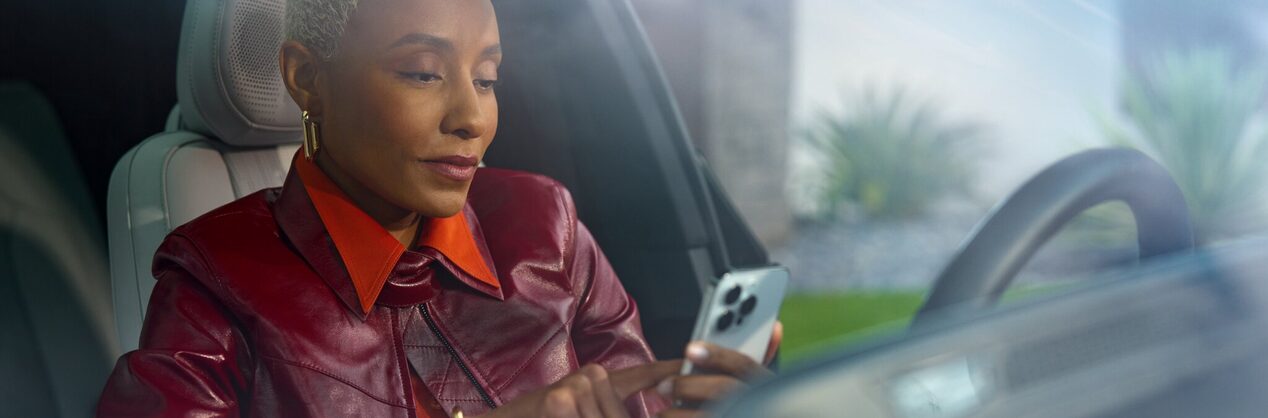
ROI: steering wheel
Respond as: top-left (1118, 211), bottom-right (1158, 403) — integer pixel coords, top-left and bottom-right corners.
top-left (912, 148), bottom-right (1194, 326)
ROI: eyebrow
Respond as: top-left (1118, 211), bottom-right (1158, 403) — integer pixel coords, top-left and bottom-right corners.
top-left (390, 33), bottom-right (454, 51)
top-left (389, 32), bottom-right (503, 58)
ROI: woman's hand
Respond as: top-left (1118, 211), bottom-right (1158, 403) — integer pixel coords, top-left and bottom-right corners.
top-left (481, 321), bottom-right (783, 418)
top-left (764, 320), bottom-right (784, 365)
top-left (658, 321), bottom-right (784, 418)
top-left (656, 342), bottom-right (770, 417)
top-left (480, 360), bottom-right (684, 418)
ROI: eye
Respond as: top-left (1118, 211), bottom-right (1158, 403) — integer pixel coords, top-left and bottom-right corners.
top-left (403, 72), bottom-right (442, 84)
top-left (474, 79), bottom-right (499, 91)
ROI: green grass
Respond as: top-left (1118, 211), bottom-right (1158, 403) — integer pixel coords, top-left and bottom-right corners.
top-left (779, 292), bottom-right (924, 365)
top-left (778, 285), bottom-right (1077, 365)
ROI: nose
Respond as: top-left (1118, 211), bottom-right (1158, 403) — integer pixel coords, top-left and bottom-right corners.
top-left (439, 76), bottom-right (489, 140)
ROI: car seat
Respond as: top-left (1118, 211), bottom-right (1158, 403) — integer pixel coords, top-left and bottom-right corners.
top-left (0, 81), bottom-right (118, 417)
top-left (107, 0), bottom-right (300, 352)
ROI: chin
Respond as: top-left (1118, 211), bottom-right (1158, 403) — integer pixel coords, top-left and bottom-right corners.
top-left (412, 190), bottom-right (468, 218)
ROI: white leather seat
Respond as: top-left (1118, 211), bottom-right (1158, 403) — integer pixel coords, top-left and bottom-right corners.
top-left (108, 0), bottom-right (300, 352)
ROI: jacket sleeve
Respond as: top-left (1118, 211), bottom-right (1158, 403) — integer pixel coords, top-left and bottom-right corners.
top-left (97, 239), bottom-right (252, 417)
top-left (567, 221), bottom-right (669, 416)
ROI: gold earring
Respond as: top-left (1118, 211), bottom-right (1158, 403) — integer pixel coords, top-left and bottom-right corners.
top-left (302, 110), bottom-right (321, 160)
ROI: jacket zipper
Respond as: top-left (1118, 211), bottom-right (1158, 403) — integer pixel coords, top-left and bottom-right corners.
top-left (419, 304), bottom-right (498, 409)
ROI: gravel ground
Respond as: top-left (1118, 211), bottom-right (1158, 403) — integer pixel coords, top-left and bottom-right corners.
top-left (770, 200), bottom-right (1138, 292)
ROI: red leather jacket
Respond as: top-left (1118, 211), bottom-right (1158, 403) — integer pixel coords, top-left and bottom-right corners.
top-left (98, 167), bottom-right (663, 417)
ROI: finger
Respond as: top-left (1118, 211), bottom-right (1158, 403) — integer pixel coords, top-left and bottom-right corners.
top-left (670, 375), bottom-right (743, 403)
top-left (543, 388), bottom-right (581, 418)
top-left (657, 409), bottom-right (705, 418)
top-left (764, 321), bottom-right (784, 365)
top-left (563, 374), bottom-right (603, 418)
top-left (580, 364), bottom-right (629, 418)
top-left (610, 360), bottom-right (685, 399)
top-left (685, 342), bottom-right (771, 379)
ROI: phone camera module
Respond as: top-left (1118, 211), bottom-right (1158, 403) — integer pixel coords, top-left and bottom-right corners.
top-left (740, 296), bottom-right (758, 315)
top-left (716, 311), bottom-right (735, 332)
top-left (724, 286), bottom-right (742, 305)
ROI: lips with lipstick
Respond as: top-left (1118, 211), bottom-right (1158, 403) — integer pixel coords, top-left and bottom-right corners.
top-left (422, 155), bottom-right (480, 182)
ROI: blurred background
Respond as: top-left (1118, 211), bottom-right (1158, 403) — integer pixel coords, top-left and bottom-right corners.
top-left (4, 0), bottom-right (1268, 367)
top-left (632, 0), bottom-right (1268, 364)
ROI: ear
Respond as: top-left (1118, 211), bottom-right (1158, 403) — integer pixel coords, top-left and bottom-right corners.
top-left (280, 40), bottom-right (324, 116)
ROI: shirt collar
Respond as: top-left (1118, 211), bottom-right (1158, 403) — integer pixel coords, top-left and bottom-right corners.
top-left (278, 152), bottom-right (502, 318)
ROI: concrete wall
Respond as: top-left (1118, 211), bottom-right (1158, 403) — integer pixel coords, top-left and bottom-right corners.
top-left (631, 0), bottom-right (795, 245)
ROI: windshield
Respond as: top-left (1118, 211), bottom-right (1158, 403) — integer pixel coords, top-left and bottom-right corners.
top-left (632, 0), bottom-right (1268, 365)
top-left (4, 0), bottom-right (1268, 415)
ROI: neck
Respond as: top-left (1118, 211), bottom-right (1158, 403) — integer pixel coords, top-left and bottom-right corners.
top-left (314, 153), bottom-right (420, 247)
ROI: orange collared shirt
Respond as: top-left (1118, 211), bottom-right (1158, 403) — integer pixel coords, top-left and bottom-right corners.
top-left (294, 153), bottom-right (499, 417)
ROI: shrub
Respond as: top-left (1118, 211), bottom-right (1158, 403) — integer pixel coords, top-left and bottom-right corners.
top-left (1098, 49), bottom-right (1268, 242)
top-left (802, 88), bottom-right (983, 220)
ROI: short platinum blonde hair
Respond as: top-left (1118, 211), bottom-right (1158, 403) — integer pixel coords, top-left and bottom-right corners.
top-left (284, 0), bottom-right (362, 60)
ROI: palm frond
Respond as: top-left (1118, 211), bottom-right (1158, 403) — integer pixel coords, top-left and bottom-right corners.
top-left (800, 87), bottom-right (985, 220)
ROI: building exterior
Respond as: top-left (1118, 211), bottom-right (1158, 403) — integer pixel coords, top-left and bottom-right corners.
top-left (632, 0), bottom-right (796, 245)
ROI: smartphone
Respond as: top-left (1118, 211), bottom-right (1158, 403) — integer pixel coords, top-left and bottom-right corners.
top-left (681, 266), bottom-right (789, 375)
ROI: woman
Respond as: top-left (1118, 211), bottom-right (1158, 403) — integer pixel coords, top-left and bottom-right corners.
top-left (98, 0), bottom-right (778, 416)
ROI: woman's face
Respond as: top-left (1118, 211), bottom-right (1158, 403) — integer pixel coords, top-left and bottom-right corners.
top-left (293, 0), bottom-right (502, 219)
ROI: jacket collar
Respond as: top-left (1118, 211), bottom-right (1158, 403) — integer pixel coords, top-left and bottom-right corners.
top-left (274, 153), bottom-right (503, 320)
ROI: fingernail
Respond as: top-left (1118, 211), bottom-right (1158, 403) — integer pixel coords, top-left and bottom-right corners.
top-left (687, 342), bottom-right (709, 362)
top-left (656, 378), bottom-right (674, 398)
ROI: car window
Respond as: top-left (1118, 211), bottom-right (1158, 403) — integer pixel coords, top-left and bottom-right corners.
top-left (635, 0), bottom-right (1268, 366)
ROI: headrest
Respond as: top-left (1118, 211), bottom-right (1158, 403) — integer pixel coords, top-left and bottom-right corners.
top-left (176, 0), bottom-right (302, 146)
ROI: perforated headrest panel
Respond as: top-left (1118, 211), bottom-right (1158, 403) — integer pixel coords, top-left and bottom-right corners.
top-left (227, 0), bottom-right (291, 126)
top-left (177, 0), bottom-right (302, 146)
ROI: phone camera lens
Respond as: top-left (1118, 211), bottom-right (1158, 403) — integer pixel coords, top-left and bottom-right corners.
top-left (725, 286), bottom-right (742, 305)
top-left (740, 296), bottom-right (758, 315)
top-left (716, 311), bottom-right (735, 332)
